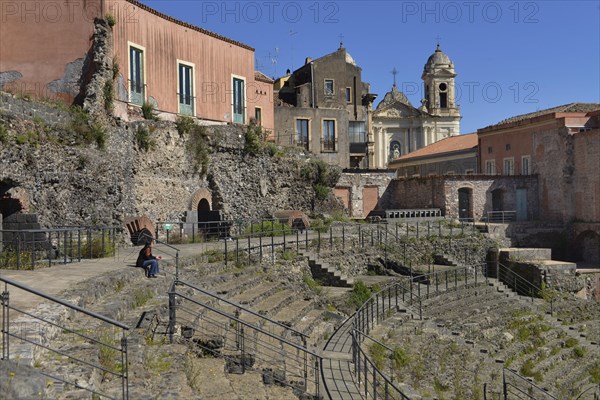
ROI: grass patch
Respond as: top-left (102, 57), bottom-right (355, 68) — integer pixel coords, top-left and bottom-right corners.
top-left (589, 361), bottom-right (600, 383)
top-left (369, 342), bottom-right (387, 370)
top-left (279, 249), bottom-right (296, 261)
top-left (565, 337), bottom-right (578, 348)
top-left (303, 274), bottom-right (322, 295)
top-left (519, 359), bottom-right (543, 382)
top-left (135, 125), bottom-right (156, 152)
top-left (300, 159), bottom-right (340, 202)
top-left (573, 346), bottom-right (586, 358)
top-left (348, 280), bottom-right (372, 310)
top-left (0, 124), bottom-right (8, 143)
top-left (177, 117), bottom-right (210, 176)
top-left (392, 346), bottom-right (411, 369)
top-left (141, 101), bottom-right (158, 120)
top-left (132, 288), bottom-right (154, 308)
top-left (81, 237), bottom-right (115, 258)
top-left (145, 352), bottom-right (172, 375)
top-left (243, 221), bottom-right (293, 236)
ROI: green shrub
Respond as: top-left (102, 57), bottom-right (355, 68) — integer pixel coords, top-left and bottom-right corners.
top-left (91, 123), bottom-right (107, 149)
top-left (243, 221), bottom-right (292, 236)
top-left (176, 115), bottom-right (195, 136)
top-left (301, 159), bottom-right (340, 201)
top-left (303, 274), bottom-right (322, 295)
top-left (392, 346), bottom-right (411, 369)
top-left (112, 59), bottom-right (120, 80)
top-left (67, 106), bottom-right (107, 148)
top-left (16, 134), bottom-right (28, 145)
top-left (104, 80), bottom-right (114, 112)
top-left (176, 117), bottom-right (210, 176)
top-left (141, 101), bottom-right (158, 120)
top-left (105, 14), bottom-right (116, 27)
top-left (279, 249), bottom-right (296, 261)
top-left (0, 124), bottom-right (8, 143)
top-left (369, 342), bottom-right (386, 370)
top-left (81, 237), bottom-right (115, 258)
top-left (132, 288), bottom-right (154, 308)
top-left (135, 125), bottom-right (156, 152)
top-left (0, 250), bottom-right (36, 270)
top-left (565, 337), bottom-right (578, 348)
top-left (519, 359), bottom-right (542, 382)
top-left (348, 280), bottom-right (372, 310)
top-left (589, 361), bottom-right (600, 383)
top-left (244, 121), bottom-right (264, 155)
top-left (573, 346), bottom-right (586, 358)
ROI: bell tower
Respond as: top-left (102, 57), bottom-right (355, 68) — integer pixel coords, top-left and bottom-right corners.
top-left (421, 44), bottom-right (461, 136)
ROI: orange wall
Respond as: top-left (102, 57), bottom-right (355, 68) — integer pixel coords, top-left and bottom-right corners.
top-left (478, 119), bottom-right (557, 175)
top-left (108, 0), bottom-right (268, 124)
top-left (0, 0), bottom-right (101, 100)
top-left (252, 78), bottom-right (274, 134)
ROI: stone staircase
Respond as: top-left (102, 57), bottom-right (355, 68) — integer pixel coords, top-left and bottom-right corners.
top-left (304, 252), bottom-right (354, 287)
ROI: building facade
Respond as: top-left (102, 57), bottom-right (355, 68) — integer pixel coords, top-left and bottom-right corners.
top-left (372, 45), bottom-right (461, 168)
top-left (478, 104), bottom-right (600, 223)
top-left (274, 46), bottom-right (377, 169)
top-left (389, 133), bottom-right (478, 178)
top-left (0, 0), bottom-right (274, 131)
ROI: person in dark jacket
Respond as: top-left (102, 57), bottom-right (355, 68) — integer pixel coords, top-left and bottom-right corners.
top-left (136, 240), bottom-right (161, 278)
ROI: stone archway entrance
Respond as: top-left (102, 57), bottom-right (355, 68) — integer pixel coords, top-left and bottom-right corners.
top-left (0, 181), bottom-right (28, 219)
top-left (188, 188), bottom-right (229, 238)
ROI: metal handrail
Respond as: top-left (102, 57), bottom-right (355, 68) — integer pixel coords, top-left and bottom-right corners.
top-left (352, 329), bottom-right (411, 400)
top-left (0, 275), bottom-right (130, 330)
top-left (497, 262), bottom-right (541, 297)
top-left (503, 368), bottom-right (559, 400)
top-left (175, 279), bottom-right (308, 339)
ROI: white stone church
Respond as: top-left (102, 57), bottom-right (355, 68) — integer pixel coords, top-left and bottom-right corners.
top-left (372, 45), bottom-right (461, 168)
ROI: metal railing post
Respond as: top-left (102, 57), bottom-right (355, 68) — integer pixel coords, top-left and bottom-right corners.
top-left (168, 289), bottom-right (176, 344)
top-left (1, 289), bottom-right (9, 360)
top-left (175, 251), bottom-right (180, 281)
top-left (121, 333), bottom-right (129, 400)
top-left (224, 238), bottom-right (228, 267)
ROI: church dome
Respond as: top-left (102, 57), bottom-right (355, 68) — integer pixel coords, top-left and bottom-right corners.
top-left (376, 84), bottom-right (413, 109)
top-left (426, 45), bottom-right (452, 66)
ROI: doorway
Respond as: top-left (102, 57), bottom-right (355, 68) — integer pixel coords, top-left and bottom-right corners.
top-left (458, 188), bottom-right (472, 220)
top-left (516, 188), bottom-right (528, 221)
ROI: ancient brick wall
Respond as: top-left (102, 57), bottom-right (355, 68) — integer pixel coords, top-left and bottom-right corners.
top-left (573, 129), bottom-right (600, 222)
top-left (380, 177), bottom-right (446, 212)
top-left (335, 172), bottom-right (394, 218)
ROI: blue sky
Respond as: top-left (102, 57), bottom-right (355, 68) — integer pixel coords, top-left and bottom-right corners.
top-left (144, 0), bottom-right (599, 133)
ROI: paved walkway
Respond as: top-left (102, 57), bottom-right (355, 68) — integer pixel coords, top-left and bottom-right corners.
top-left (321, 316), bottom-right (363, 400)
top-left (0, 242), bottom-right (216, 322)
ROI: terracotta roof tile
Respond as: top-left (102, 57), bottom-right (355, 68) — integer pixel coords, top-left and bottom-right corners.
top-left (393, 133), bottom-right (477, 162)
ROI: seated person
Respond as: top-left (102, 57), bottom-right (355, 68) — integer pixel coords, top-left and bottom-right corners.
top-left (136, 240), bottom-right (162, 278)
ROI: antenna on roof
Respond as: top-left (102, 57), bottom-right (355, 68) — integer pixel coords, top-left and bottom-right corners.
top-left (391, 67), bottom-right (398, 87)
top-left (269, 47), bottom-right (279, 78)
top-left (435, 35), bottom-right (442, 49)
top-left (338, 33), bottom-right (344, 49)
top-left (289, 30), bottom-right (297, 71)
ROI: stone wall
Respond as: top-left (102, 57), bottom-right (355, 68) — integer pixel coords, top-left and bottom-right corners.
top-left (380, 177), bottom-right (446, 211)
top-left (381, 175), bottom-right (538, 221)
top-left (0, 95), bottom-right (340, 228)
top-left (335, 171), bottom-right (394, 218)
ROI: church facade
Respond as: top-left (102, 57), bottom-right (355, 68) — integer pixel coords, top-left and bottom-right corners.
top-left (372, 46), bottom-right (461, 168)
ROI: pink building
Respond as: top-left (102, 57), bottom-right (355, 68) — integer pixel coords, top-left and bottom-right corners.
top-left (0, 0), bottom-right (274, 132)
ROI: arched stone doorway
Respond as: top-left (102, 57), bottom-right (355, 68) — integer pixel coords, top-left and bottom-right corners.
top-left (0, 181), bottom-right (28, 219)
top-left (198, 198), bottom-right (210, 213)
